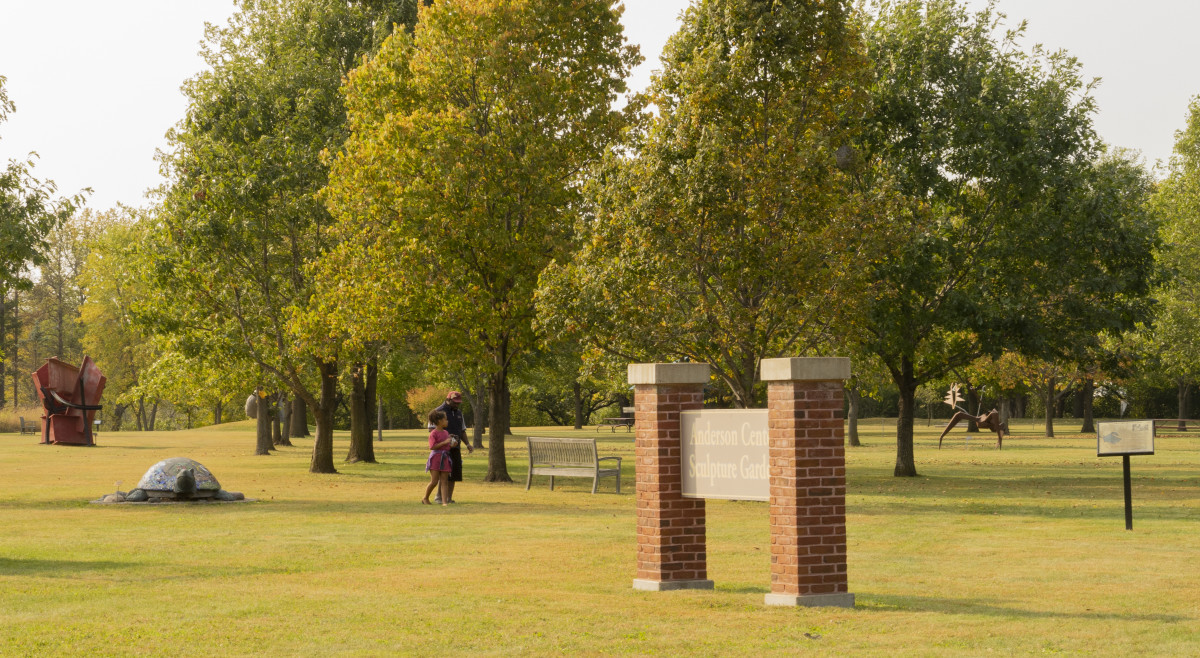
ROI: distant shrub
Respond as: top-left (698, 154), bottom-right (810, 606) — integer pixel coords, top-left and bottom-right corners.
top-left (406, 385), bottom-right (449, 424)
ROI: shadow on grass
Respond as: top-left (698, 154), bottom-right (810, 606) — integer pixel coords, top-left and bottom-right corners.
top-left (265, 497), bottom-right (628, 518)
top-left (859, 593), bottom-right (1191, 623)
top-left (0, 557), bottom-right (138, 576)
top-left (716, 584), bottom-right (770, 595)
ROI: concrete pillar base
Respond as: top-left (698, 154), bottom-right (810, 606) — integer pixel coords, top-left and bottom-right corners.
top-left (633, 579), bottom-right (715, 592)
top-left (764, 592), bottom-right (855, 608)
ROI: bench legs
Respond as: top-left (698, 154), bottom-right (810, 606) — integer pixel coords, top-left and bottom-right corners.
top-left (525, 468), bottom-right (532, 491)
top-left (550, 476), bottom-right (555, 491)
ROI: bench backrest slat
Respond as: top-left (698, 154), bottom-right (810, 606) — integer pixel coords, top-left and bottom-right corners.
top-left (527, 437), bottom-right (599, 467)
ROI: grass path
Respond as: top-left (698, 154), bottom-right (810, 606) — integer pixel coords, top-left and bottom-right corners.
top-left (1, 419), bottom-right (1197, 655)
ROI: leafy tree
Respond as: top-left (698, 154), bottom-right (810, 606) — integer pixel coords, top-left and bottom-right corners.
top-left (148, 0), bottom-right (418, 470)
top-left (1020, 356), bottom-right (1080, 438)
top-left (1, 75), bottom-right (83, 403)
top-left (1146, 97), bottom-right (1200, 428)
top-left (25, 210), bottom-right (105, 365)
top-left (537, 0), bottom-right (889, 408)
top-left (856, 1), bottom-right (1158, 475)
top-left (514, 340), bottom-right (622, 429)
top-left (846, 350), bottom-right (895, 445)
top-left (320, 0), bottom-right (640, 481)
top-left (79, 208), bottom-right (162, 429)
top-left (914, 384), bottom-right (943, 428)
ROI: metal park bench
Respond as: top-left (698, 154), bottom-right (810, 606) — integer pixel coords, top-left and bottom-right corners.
top-left (19, 416), bottom-right (38, 435)
top-left (596, 406), bottom-right (636, 432)
top-left (525, 437), bottom-right (622, 494)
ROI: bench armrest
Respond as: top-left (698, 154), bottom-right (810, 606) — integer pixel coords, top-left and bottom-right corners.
top-left (597, 456), bottom-right (622, 463)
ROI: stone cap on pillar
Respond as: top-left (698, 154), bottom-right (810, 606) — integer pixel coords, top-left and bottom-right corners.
top-left (628, 362), bottom-right (710, 385)
top-left (760, 357), bottom-right (851, 382)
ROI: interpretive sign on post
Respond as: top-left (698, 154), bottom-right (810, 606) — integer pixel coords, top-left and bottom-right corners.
top-left (1095, 420), bottom-right (1155, 530)
top-left (680, 409), bottom-right (769, 501)
top-left (1096, 420), bottom-right (1154, 456)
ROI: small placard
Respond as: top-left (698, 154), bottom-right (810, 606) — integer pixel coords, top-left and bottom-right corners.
top-left (1096, 421), bottom-right (1154, 457)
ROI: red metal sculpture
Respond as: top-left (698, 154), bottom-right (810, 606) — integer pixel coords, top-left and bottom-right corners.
top-left (31, 356), bottom-right (106, 446)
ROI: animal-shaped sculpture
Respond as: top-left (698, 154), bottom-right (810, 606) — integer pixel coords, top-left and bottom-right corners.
top-left (939, 408), bottom-right (1008, 450)
top-left (119, 457), bottom-right (244, 502)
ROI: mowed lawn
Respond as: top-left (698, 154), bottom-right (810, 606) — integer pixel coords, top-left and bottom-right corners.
top-left (1, 418), bottom-right (1198, 656)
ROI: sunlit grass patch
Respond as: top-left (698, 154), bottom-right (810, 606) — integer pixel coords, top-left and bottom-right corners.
top-left (1, 419), bottom-right (1197, 655)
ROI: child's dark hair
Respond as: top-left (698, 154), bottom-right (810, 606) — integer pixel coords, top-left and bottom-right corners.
top-left (428, 409), bottom-right (447, 426)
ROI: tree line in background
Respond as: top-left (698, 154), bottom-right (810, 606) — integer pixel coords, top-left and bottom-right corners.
top-left (3, 0), bottom-right (1199, 478)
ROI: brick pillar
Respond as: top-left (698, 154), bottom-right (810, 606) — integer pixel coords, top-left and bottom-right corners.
top-left (629, 363), bottom-right (713, 592)
top-left (761, 357), bottom-right (854, 608)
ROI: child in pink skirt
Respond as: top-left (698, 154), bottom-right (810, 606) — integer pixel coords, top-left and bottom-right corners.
top-left (423, 409), bottom-right (455, 506)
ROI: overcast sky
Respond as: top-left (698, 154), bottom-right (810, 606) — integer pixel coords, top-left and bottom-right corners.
top-left (1, 1), bottom-right (1198, 211)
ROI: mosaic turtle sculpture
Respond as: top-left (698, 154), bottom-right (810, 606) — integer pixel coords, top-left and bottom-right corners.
top-left (107, 457), bottom-right (244, 503)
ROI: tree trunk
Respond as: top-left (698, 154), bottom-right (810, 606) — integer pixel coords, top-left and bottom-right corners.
top-left (966, 387), bottom-right (980, 432)
top-left (148, 400), bottom-right (159, 431)
top-left (1177, 378), bottom-right (1190, 431)
top-left (366, 358), bottom-right (379, 444)
top-left (0, 292), bottom-right (6, 408)
top-left (309, 360), bottom-right (338, 473)
top-left (291, 396), bottom-right (309, 437)
top-left (255, 389), bottom-right (273, 455)
top-left (847, 384), bottom-right (861, 447)
top-left (55, 281), bottom-right (64, 360)
top-left (470, 377), bottom-right (487, 449)
top-left (485, 365), bottom-right (513, 482)
top-left (572, 381), bottom-right (584, 430)
top-left (377, 388), bottom-right (385, 442)
top-left (111, 403), bottom-right (127, 432)
top-left (213, 400), bottom-right (222, 425)
top-left (10, 289), bottom-right (18, 408)
top-left (136, 395), bottom-right (146, 431)
top-left (346, 362), bottom-right (375, 463)
top-left (278, 393), bottom-right (293, 446)
top-left (893, 356), bottom-right (919, 477)
top-left (1080, 378), bottom-right (1095, 434)
top-left (1044, 377), bottom-right (1056, 438)
top-left (271, 394), bottom-right (284, 446)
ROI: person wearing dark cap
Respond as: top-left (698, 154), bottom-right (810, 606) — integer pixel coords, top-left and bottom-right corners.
top-left (433, 390), bottom-right (473, 503)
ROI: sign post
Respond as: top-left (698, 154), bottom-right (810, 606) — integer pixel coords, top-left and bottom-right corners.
top-left (1122, 455), bottom-right (1133, 531)
top-left (1096, 420), bottom-right (1154, 530)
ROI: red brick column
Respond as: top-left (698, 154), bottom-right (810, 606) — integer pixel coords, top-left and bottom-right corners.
top-left (761, 357), bottom-right (854, 608)
top-left (629, 363), bottom-right (713, 591)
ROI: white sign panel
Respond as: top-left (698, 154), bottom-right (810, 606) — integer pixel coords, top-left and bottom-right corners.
top-left (680, 409), bottom-right (770, 501)
top-left (1096, 420), bottom-right (1155, 457)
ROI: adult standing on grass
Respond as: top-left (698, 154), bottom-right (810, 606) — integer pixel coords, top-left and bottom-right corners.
top-left (433, 391), bottom-right (473, 503)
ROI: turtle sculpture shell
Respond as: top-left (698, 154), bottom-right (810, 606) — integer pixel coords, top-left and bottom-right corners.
top-left (136, 457), bottom-right (222, 498)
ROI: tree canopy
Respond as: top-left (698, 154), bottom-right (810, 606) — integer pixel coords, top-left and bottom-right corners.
top-left (537, 0), bottom-right (893, 408)
top-left (319, 0), bottom-right (640, 481)
top-left (857, 0), bottom-right (1159, 475)
top-left (0, 75), bottom-right (80, 300)
top-left (145, 0), bottom-right (420, 470)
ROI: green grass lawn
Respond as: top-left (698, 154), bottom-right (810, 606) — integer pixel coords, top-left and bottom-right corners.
top-left (1, 418), bottom-right (1197, 656)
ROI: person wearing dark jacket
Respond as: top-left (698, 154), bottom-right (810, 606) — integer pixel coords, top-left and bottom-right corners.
top-left (433, 391), bottom-right (473, 503)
